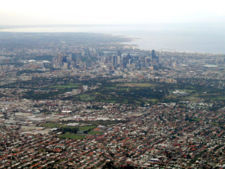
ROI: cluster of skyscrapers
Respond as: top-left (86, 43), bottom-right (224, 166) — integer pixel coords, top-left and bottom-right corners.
top-left (53, 48), bottom-right (160, 70)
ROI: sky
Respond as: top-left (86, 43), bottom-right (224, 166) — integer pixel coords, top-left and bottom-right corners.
top-left (0, 0), bottom-right (225, 25)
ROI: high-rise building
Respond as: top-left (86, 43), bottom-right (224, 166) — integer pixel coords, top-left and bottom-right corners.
top-left (152, 50), bottom-right (159, 69)
top-left (152, 50), bottom-right (159, 63)
top-left (113, 55), bottom-right (117, 67)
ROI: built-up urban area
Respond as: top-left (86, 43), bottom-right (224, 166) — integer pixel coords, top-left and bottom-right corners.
top-left (0, 32), bottom-right (225, 168)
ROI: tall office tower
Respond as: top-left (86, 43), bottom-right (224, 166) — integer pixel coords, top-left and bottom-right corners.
top-left (127, 53), bottom-right (132, 65)
top-left (113, 55), bottom-right (118, 67)
top-left (122, 55), bottom-right (128, 68)
top-left (145, 57), bottom-right (151, 67)
top-left (152, 50), bottom-right (159, 63)
top-left (117, 55), bottom-right (121, 65)
top-left (62, 56), bottom-right (67, 63)
top-left (152, 50), bottom-right (159, 69)
top-left (117, 50), bottom-right (122, 56)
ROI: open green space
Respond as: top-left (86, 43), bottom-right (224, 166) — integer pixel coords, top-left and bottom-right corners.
top-left (78, 125), bottom-right (96, 131)
top-left (4, 75), bottom-right (224, 109)
top-left (79, 94), bottom-right (96, 101)
top-left (51, 83), bottom-right (80, 89)
top-left (42, 122), bottom-right (64, 128)
top-left (42, 122), bottom-right (100, 140)
top-left (117, 83), bottom-right (155, 88)
top-left (59, 132), bottom-right (86, 140)
top-left (73, 82), bottom-right (164, 106)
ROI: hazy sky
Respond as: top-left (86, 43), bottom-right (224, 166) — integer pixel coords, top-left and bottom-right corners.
top-left (1, 0), bottom-right (225, 25)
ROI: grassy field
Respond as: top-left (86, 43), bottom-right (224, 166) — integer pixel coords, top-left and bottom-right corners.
top-left (117, 83), bottom-right (154, 88)
top-left (88, 130), bottom-right (103, 135)
top-left (79, 94), bottom-right (96, 101)
top-left (214, 96), bottom-right (225, 101)
top-left (51, 83), bottom-right (80, 89)
top-left (59, 133), bottom-right (86, 140)
top-left (78, 125), bottom-right (96, 131)
top-left (73, 82), bottom-right (163, 105)
top-left (42, 122), bottom-right (64, 128)
top-left (42, 122), bottom-right (100, 139)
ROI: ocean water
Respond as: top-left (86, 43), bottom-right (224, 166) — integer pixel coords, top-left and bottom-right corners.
top-left (1, 24), bottom-right (225, 54)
